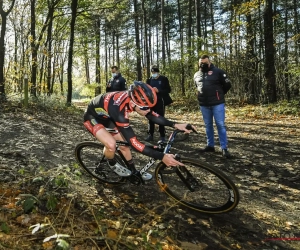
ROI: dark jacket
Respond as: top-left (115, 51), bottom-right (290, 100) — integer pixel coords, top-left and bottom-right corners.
top-left (106, 73), bottom-right (127, 92)
top-left (146, 75), bottom-right (173, 106)
top-left (193, 64), bottom-right (231, 106)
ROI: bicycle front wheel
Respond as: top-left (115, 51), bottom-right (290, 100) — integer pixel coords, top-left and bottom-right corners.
top-left (155, 158), bottom-right (240, 213)
top-left (75, 141), bottom-right (126, 185)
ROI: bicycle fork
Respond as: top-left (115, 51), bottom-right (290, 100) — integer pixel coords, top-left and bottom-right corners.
top-left (174, 155), bottom-right (201, 192)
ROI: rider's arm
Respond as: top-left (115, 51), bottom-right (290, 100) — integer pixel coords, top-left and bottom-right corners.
top-left (117, 125), bottom-right (165, 160)
top-left (145, 111), bottom-right (175, 127)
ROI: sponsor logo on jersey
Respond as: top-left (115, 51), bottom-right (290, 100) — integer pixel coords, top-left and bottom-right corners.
top-left (94, 107), bottom-right (109, 116)
top-left (91, 119), bottom-right (98, 125)
top-left (124, 106), bottom-right (129, 119)
top-left (113, 92), bottom-right (127, 106)
top-left (130, 137), bottom-right (145, 152)
top-left (104, 92), bottom-right (114, 104)
top-left (104, 92), bottom-right (115, 111)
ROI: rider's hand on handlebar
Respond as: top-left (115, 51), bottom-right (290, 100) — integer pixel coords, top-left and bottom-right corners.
top-left (174, 123), bottom-right (197, 133)
top-left (162, 154), bottom-right (184, 167)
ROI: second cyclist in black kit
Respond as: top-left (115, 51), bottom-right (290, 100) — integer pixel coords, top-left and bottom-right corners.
top-left (83, 81), bottom-right (195, 180)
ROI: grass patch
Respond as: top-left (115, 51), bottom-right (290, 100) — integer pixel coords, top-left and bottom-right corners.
top-left (229, 100), bottom-right (300, 118)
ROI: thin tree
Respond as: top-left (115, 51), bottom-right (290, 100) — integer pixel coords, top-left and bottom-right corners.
top-left (133, 0), bottom-right (142, 80)
top-left (177, 0), bottom-right (185, 95)
top-left (66, 0), bottom-right (78, 105)
top-left (142, 0), bottom-right (150, 78)
top-left (95, 17), bottom-right (101, 86)
top-left (263, 0), bottom-right (277, 102)
top-left (0, 0), bottom-right (16, 101)
top-left (161, 0), bottom-right (165, 68)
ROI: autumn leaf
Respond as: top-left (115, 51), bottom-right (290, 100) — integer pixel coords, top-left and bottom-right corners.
top-left (107, 229), bottom-right (118, 239)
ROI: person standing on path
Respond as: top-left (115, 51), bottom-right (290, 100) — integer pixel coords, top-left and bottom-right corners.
top-left (145, 65), bottom-right (173, 142)
top-left (106, 66), bottom-right (127, 92)
top-left (194, 55), bottom-right (232, 158)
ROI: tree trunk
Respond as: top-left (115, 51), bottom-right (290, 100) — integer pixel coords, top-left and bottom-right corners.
top-left (245, 14), bottom-right (257, 103)
top-left (39, 54), bottom-right (45, 95)
top-left (46, 5), bottom-right (55, 95)
top-left (104, 23), bottom-right (108, 84)
top-left (116, 32), bottom-right (120, 67)
top-left (66, 0), bottom-right (78, 105)
top-left (177, 0), bottom-right (185, 96)
top-left (263, 0), bottom-right (277, 103)
top-left (186, 0), bottom-right (193, 84)
top-left (161, 0), bottom-right (165, 68)
top-left (195, 0), bottom-right (201, 56)
top-left (50, 54), bottom-right (56, 93)
top-left (210, 0), bottom-right (216, 55)
top-left (0, 0), bottom-right (16, 101)
top-left (133, 0), bottom-right (142, 80)
top-left (283, 0), bottom-right (290, 101)
top-left (112, 30), bottom-right (115, 64)
top-left (30, 0), bottom-right (58, 97)
top-left (95, 17), bottom-right (101, 86)
top-left (85, 54), bottom-right (90, 84)
top-left (30, 0), bottom-right (37, 97)
top-left (293, 0), bottom-right (299, 67)
top-left (203, 0), bottom-right (208, 50)
top-left (142, 0), bottom-right (150, 78)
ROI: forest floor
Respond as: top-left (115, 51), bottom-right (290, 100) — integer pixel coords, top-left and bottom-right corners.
top-left (0, 100), bottom-right (300, 250)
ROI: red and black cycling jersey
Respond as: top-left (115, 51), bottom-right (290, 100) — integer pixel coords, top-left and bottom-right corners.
top-left (84, 91), bottom-right (174, 160)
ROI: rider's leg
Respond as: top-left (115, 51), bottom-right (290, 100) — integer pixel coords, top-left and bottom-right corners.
top-left (113, 133), bottom-right (137, 171)
top-left (94, 129), bottom-right (131, 176)
top-left (114, 131), bottom-right (151, 180)
top-left (83, 119), bottom-right (131, 176)
top-left (94, 127), bottom-right (117, 159)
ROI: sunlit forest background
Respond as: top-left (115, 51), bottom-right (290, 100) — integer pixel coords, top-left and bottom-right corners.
top-left (0, 0), bottom-right (299, 105)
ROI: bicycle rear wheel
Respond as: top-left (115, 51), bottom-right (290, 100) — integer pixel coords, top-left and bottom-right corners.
top-left (75, 141), bottom-right (126, 185)
top-left (155, 158), bottom-right (239, 213)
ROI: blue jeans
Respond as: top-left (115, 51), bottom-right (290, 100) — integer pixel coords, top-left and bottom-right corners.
top-left (200, 103), bottom-right (228, 149)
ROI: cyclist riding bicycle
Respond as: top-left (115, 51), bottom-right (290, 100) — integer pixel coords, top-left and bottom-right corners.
top-left (83, 81), bottom-right (195, 181)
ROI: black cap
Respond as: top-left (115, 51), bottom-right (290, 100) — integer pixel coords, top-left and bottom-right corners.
top-left (151, 66), bottom-right (159, 73)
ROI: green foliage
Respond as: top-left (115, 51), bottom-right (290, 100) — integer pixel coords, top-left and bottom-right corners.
top-left (270, 100), bottom-right (300, 115)
top-left (52, 174), bottom-right (68, 188)
top-left (46, 195), bottom-right (58, 211)
top-left (230, 100), bottom-right (300, 118)
top-left (1, 222), bottom-right (10, 234)
top-left (16, 195), bottom-right (40, 214)
top-left (23, 198), bottom-right (36, 213)
top-left (79, 83), bottom-right (99, 98)
top-left (18, 168), bottom-right (25, 175)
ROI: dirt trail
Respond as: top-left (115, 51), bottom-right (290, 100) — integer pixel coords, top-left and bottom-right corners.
top-left (0, 105), bottom-right (300, 250)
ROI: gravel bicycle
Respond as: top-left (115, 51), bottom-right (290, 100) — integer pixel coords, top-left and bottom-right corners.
top-left (75, 125), bottom-right (240, 213)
